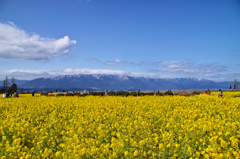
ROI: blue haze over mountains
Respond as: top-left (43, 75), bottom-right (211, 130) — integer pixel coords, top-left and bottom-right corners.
top-left (1, 74), bottom-right (232, 91)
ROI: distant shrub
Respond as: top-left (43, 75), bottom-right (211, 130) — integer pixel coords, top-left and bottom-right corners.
top-left (192, 91), bottom-right (201, 95)
top-left (140, 93), bottom-right (146, 96)
top-left (129, 92), bottom-right (137, 96)
top-left (41, 93), bottom-right (46, 96)
top-left (122, 92), bottom-right (130, 97)
top-left (96, 92), bottom-right (105, 96)
top-left (81, 93), bottom-right (88, 97)
top-left (164, 91), bottom-right (173, 96)
top-left (145, 92), bottom-right (154, 96)
top-left (56, 93), bottom-right (64, 97)
top-left (89, 92), bottom-right (97, 96)
top-left (74, 93), bottom-right (82, 97)
top-left (116, 91), bottom-right (129, 97)
top-left (156, 92), bottom-right (163, 96)
top-left (108, 91), bottom-right (116, 96)
top-left (66, 93), bottom-right (73, 96)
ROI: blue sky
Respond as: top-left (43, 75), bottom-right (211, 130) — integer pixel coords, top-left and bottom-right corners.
top-left (0, 0), bottom-right (239, 81)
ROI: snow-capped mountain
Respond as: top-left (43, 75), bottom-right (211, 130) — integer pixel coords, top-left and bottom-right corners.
top-left (9, 74), bottom-right (232, 91)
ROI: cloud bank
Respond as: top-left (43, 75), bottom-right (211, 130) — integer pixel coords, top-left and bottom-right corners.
top-left (0, 67), bottom-right (238, 81)
top-left (153, 61), bottom-right (226, 74)
top-left (85, 59), bottom-right (237, 81)
top-left (130, 61), bottom-right (147, 66)
top-left (0, 68), bottom-right (163, 80)
top-left (0, 22), bottom-right (76, 60)
top-left (204, 73), bottom-right (240, 82)
top-left (104, 59), bottom-right (126, 66)
top-left (88, 58), bottom-right (100, 62)
top-left (88, 58), bottom-right (147, 66)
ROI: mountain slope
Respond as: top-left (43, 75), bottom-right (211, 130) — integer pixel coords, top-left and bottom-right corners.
top-left (18, 74), bottom-right (232, 91)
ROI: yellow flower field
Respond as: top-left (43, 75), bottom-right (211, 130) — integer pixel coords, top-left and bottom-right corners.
top-left (1, 92), bottom-right (240, 158)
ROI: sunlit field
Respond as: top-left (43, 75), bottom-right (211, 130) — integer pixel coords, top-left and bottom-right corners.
top-left (1, 92), bottom-right (240, 158)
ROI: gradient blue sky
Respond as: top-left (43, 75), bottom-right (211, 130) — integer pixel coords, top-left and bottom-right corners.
top-left (0, 0), bottom-right (239, 81)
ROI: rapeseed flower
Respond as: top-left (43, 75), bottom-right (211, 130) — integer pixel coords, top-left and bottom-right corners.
top-left (0, 92), bottom-right (239, 158)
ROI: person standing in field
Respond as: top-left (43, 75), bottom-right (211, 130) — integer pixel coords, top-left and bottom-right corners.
top-left (230, 84), bottom-right (232, 90)
top-left (3, 92), bottom-right (6, 98)
top-left (137, 90), bottom-right (140, 97)
top-left (105, 90), bottom-right (108, 96)
top-left (32, 91), bottom-right (35, 96)
top-left (6, 91), bottom-right (9, 98)
top-left (14, 92), bottom-right (18, 97)
top-left (153, 90), bottom-right (156, 96)
top-left (218, 89), bottom-right (223, 97)
top-left (207, 89), bottom-right (211, 95)
top-left (234, 84), bottom-right (236, 90)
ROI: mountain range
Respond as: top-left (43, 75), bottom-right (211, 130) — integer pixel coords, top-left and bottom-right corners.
top-left (0, 74), bottom-right (232, 91)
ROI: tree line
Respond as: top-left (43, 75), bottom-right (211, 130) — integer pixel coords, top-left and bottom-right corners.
top-left (1, 76), bottom-right (17, 93)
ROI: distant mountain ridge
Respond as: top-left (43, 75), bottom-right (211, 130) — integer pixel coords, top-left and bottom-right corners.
top-left (1, 74), bottom-right (232, 91)
top-left (0, 79), bottom-right (28, 87)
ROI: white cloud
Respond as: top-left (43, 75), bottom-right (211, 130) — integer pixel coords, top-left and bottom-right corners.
top-left (89, 59), bottom-right (148, 66)
top-left (104, 59), bottom-right (125, 66)
top-left (153, 61), bottom-right (226, 74)
top-left (88, 58), bottom-right (100, 62)
top-left (130, 61), bottom-right (146, 66)
top-left (0, 22), bottom-right (76, 60)
top-left (204, 73), bottom-right (240, 82)
top-left (0, 68), bottom-right (167, 80)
